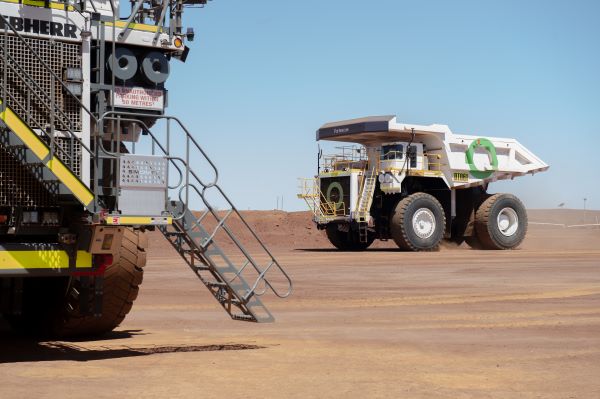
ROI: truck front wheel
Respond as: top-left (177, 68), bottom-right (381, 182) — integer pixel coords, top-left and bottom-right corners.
top-left (390, 193), bottom-right (446, 251)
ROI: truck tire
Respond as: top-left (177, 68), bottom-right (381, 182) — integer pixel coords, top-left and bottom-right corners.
top-left (1, 229), bottom-right (147, 337)
top-left (325, 224), bottom-right (375, 251)
top-left (390, 193), bottom-right (445, 251)
top-left (53, 228), bottom-right (147, 337)
top-left (449, 187), bottom-right (488, 246)
top-left (474, 193), bottom-right (527, 250)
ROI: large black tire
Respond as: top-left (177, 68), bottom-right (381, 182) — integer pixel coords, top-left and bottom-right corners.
top-left (325, 224), bottom-right (375, 251)
top-left (2, 276), bottom-right (70, 334)
top-left (53, 228), bottom-right (147, 337)
top-left (2, 229), bottom-right (147, 337)
top-left (474, 193), bottom-right (527, 250)
top-left (390, 193), bottom-right (446, 251)
top-left (449, 187), bottom-right (488, 246)
top-left (460, 191), bottom-right (492, 249)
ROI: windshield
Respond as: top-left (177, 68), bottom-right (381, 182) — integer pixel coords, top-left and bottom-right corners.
top-left (381, 144), bottom-right (404, 160)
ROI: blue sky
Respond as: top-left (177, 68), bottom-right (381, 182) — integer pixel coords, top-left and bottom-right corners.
top-left (165, 0), bottom-right (600, 211)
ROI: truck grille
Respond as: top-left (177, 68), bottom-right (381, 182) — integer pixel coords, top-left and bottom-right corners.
top-left (0, 35), bottom-right (82, 132)
top-left (320, 176), bottom-right (351, 216)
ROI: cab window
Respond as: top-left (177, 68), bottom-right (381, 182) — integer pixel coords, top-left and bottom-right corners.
top-left (381, 144), bottom-right (404, 160)
top-left (407, 145), bottom-right (417, 168)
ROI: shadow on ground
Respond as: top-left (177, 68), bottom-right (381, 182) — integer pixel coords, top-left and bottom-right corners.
top-left (295, 242), bottom-right (469, 252)
top-left (0, 320), bottom-right (263, 363)
top-left (294, 248), bottom-right (401, 253)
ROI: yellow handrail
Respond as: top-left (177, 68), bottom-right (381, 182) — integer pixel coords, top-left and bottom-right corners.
top-left (297, 178), bottom-right (347, 223)
top-left (424, 153), bottom-right (443, 171)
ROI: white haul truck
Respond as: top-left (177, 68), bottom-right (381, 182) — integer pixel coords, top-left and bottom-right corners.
top-left (299, 116), bottom-right (548, 251)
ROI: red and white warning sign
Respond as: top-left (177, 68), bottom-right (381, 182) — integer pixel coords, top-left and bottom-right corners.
top-left (112, 86), bottom-right (164, 111)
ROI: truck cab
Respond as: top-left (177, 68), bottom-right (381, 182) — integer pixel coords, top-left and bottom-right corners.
top-left (379, 142), bottom-right (422, 170)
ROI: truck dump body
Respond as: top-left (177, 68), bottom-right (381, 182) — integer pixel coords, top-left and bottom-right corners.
top-left (316, 115), bottom-right (548, 189)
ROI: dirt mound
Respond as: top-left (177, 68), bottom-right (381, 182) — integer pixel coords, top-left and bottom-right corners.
top-left (528, 208), bottom-right (600, 226)
top-left (147, 211), bottom-right (327, 255)
top-left (147, 209), bottom-right (600, 254)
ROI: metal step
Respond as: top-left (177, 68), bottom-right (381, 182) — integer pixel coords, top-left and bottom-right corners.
top-left (358, 222), bottom-right (369, 243)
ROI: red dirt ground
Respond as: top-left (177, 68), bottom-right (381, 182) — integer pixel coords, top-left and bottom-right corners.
top-left (0, 209), bottom-right (599, 398)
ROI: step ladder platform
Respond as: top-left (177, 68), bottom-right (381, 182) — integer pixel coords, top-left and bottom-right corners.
top-left (103, 215), bottom-right (173, 226)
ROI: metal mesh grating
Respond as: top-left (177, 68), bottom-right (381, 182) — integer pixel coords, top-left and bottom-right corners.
top-left (54, 136), bottom-right (82, 178)
top-left (0, 145), bottom-right (55, 207)
top-left (0, 35), bottom-right (82, 131)
top-left (40, 135), bottom-right (83, 178)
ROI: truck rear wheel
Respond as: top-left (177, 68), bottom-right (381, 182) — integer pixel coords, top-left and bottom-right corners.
top-left (53, 228), bottom-right (147, 337)
top-left (325, 224), bottom-right (375, 251)
top-left (474, 193), bottom-right (527, 250)
top-left (390, 193), bottom-right (445, 251)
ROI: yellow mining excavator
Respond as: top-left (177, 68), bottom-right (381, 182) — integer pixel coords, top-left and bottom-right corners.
top-left (0, 0), bottom-right (291, 336)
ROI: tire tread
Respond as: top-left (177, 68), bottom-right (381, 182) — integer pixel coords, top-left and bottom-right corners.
top-left (54, 228), bottom-right (147, 337)
top-left (474, 193), bottom-right (527, 250)
top-left (391, 193), bottom-right (445, 252)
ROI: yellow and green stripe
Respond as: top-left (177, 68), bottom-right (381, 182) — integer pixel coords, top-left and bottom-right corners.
top-left (106, 20), bottom-right (162, 33)
top-left (0, 0), bottom-right (74, 11)
top-left (0, 247), bottom-right (92, 271)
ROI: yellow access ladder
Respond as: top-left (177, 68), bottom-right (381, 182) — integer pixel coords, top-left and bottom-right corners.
top-left (356, 166), bottom-right (378, 242)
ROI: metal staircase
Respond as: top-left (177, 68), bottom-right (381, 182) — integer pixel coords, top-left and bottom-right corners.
top-left (161, 201), bottom-right (292, 322)
top-left (356, 166), bottom-right (378, 243)
top-left (99, 112), bottom-right (293, 322)
top-left (1, 14), bottom-right (292, 321)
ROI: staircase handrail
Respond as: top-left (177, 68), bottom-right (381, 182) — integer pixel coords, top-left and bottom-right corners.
top-left (179, 182), bottom-right (292, 300)
top-left (97, 111), bottom-right (292, 300)
top-left (356, 166), bottom-right (378, 217)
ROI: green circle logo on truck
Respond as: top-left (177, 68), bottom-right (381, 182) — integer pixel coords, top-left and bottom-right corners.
top-left (466, 138), bottom-right (498, 179)
top-left (326, 182), bottom-right (344, 211)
